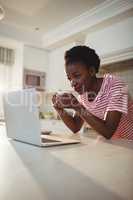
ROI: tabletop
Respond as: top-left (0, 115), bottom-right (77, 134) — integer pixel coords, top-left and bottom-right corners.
top-left (0, 124), bottom-right (133, 200)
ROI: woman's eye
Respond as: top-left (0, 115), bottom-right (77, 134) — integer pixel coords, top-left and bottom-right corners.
top-left (75, 74), bottom-right (80, 78)
top-left (67, 74), bottom-right (80, 81)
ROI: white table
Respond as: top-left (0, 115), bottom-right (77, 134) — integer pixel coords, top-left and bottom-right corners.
top-left (0, 125), bottom-right (133, 200)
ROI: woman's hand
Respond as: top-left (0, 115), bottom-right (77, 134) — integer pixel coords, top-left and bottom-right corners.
top-left (52, 93), bottom-right (64, 111)
top-left (52, 93), bottom-right (80, 110)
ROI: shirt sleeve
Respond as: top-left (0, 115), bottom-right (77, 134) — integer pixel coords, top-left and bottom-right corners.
top-left (104, 77), bottom-right (128, 120)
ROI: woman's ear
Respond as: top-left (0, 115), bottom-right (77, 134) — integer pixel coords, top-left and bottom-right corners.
top-left (89, 66), bottom-right (96, 77)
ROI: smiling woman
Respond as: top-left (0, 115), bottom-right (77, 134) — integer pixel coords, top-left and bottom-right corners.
top-left (52, 45), bottom-right (133, 140)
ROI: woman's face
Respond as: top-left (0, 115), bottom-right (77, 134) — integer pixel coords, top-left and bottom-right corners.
top-left (65, 62), bottom-right (95, 95)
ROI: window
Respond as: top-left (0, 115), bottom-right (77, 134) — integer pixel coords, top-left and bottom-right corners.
top-left (0, 46), bottom-right (14, 66)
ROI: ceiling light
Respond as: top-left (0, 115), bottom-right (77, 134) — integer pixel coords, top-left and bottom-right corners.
top-left (0, 5), bottom-right (5, 21)
top-left (35, 27), bottom-right (40, 31)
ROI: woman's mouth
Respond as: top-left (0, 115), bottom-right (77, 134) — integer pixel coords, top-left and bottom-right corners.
top-left (74, 85), bottom-right (86, 94)
top-left (74, 86), bottom-right (82, 93)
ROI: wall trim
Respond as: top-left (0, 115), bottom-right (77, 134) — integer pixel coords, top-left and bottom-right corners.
top-left (101, 47), bottom-right (133, 65)
top-left (43, 0), bottom-right (133, 48)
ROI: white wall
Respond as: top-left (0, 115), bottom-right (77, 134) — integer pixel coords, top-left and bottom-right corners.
top-left (11, 44), bottom-right (24, 90)
top-left (46, 42), bottom-right (75, 92)
top-left (85, 17), bottom-right (133, 56)
top-left (23, 46), bottom-right (49, 72)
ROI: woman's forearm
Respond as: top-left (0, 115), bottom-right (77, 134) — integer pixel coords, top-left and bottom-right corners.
top-left (75, 105), bottom-right (115, 139)
top-left (57, 109), bottom-right (81, 133)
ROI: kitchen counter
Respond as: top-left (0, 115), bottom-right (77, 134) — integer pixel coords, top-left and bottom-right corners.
top-left (0, 124), bottom-right (133, 200)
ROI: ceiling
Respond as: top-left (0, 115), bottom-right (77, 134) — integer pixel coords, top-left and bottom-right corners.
top-left (0, 0), bottom-right (105, 48)
top-left (0, 0), bottom-right (132, 50)
top-left (0, 0), bottom-right (105, 32)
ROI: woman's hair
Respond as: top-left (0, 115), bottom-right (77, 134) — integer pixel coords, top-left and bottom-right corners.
top-left (64, 45), bottom-right (100, 73)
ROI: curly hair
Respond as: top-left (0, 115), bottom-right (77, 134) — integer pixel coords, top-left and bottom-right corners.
top-left (64, 45), bottom-right (100, 73)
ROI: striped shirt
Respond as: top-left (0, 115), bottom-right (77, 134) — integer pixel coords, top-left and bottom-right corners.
top-left (78, 74), bottom-right (133, 140)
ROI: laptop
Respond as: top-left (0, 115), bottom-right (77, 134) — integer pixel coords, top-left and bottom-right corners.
top-left (3, 88), bottom-right (80, 147)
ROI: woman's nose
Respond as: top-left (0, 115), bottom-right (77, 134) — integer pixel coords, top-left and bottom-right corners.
top-left (71, 79), bottom-right (77, 88)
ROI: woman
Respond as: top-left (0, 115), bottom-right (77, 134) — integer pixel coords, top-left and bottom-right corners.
top-left (52, 46), bottom-right (133, 140)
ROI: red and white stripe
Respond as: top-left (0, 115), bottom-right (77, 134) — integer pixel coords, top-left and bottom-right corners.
top-left (79, 74), bottom-right (133, 140)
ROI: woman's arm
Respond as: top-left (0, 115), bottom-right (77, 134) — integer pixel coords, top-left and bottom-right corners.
top-left (57, 109), bottom-right (84, 133)
top-left (75, 105), bottom-right (122, 139)
top-left (52, 93), bottom-right (84, 133)
top-left (52, 92), bottom-right (122, 138)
